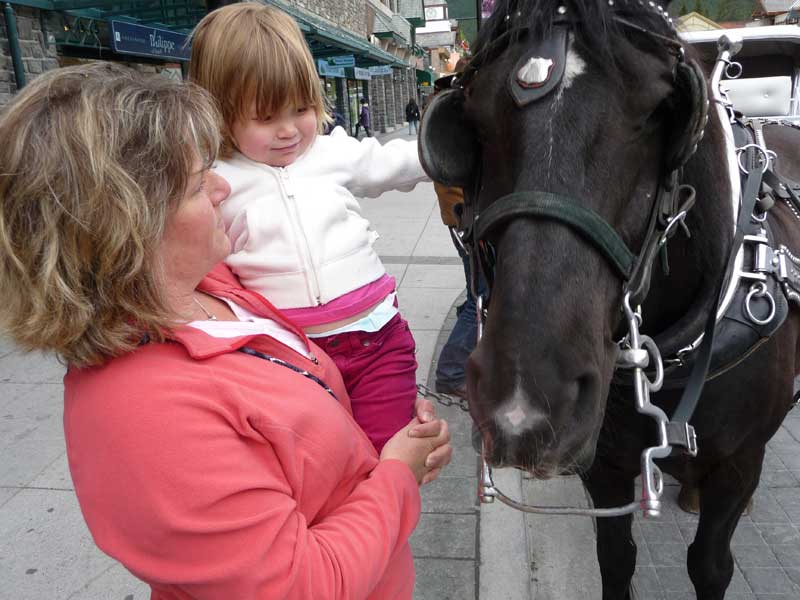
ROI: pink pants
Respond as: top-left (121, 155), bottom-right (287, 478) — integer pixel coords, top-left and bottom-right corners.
top-left (313, 313), bottom-right (417, 453)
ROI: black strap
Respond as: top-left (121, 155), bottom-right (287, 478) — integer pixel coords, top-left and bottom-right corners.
top-left (474, 191), bottom-right (635, 280)
top-left (666, 150), bottom-right (766, 451)
top-left (239, 347), bottom-right (338, 401)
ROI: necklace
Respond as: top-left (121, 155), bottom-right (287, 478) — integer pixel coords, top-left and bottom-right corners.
top-left (193, 296), bottom-right (217, 321)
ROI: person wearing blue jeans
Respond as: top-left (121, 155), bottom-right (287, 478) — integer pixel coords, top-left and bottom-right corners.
top-left (435, 239), bottom-right (488, 397)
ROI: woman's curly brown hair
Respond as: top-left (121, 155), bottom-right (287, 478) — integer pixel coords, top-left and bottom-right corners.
top-left (0, 62), bottom-right (221, 367)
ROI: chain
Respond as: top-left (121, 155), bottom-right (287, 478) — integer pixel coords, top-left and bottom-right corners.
top-left (416, 382), bottom-right (470, 412)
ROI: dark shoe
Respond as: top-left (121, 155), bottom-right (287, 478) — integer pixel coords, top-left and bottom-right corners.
top-left (435, 382), bottom-right (467, 400)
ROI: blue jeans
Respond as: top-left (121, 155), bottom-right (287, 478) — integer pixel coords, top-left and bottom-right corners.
top-left (435, 241), bottom-right (488, 392)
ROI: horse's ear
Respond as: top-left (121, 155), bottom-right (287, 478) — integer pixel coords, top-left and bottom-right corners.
top-left (418, 89), bottom-right (480, 187)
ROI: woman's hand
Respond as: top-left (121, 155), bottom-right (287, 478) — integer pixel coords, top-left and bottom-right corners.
top-left (380, 416), bottom-right (452, 486)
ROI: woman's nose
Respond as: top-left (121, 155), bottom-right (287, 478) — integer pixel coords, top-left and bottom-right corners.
top-left (208, 170), bottom-right (231, 205)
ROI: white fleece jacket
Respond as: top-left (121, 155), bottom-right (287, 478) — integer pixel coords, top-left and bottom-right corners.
top-left (216, 128), bottom-right (428, 309)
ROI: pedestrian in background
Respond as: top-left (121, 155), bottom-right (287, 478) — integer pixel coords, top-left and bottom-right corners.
top-left (355, 97), bottom-right (372, 138)
top-left (0, 61), bottom-right (451, 600)
top-left (190, 2), bottom-right (432, 453)
top-left (405, 98), bottom-right (420, 136)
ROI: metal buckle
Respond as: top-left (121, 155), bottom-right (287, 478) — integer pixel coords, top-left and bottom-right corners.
top-left (665, 421), bottom-right (698, 457)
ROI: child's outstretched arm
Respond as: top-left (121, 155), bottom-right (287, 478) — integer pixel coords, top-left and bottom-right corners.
top-left (326, 128), bottom-right (430, 198)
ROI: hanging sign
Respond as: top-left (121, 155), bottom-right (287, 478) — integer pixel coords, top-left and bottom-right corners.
top-left (317, 59), bottom-right (345, 78)
top-left (368, 65), bottom-right (393, 76)
top-left (349, 67), bottom-right (371, 80)
top-left (111, 21), bottom-right (191, 62)
top-left (328, 55), bottom-right (356, 67)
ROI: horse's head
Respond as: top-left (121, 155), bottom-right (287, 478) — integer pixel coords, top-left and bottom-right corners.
top-left (420, 0), bottom-right (709, 475)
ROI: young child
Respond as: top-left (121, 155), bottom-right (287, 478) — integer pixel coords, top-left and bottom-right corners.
top-left (190, 2), bottom-right (429, 452)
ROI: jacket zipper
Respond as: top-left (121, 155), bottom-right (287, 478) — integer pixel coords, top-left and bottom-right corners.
top-left (277, 168), bottom-right (322, 306)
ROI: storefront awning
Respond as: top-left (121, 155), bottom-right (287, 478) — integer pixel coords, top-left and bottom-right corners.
top-left (416, 68), bottom-right (434, 87)
top-left (265, 0), bottom-right (407, 68)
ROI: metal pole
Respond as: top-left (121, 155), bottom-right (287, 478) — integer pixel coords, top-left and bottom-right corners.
top-left (3, 2), bottom-right (26, 90)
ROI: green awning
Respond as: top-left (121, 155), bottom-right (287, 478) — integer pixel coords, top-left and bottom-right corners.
top-left (265, 0), bottom-right (407, 68)
top-left (416, 69), bottom-right (434, 87)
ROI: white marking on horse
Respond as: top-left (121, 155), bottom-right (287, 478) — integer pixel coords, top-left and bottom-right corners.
top-left (495, 384), bottom-right (536, 435)
top-left (559, 43), bottom-right (587, 96)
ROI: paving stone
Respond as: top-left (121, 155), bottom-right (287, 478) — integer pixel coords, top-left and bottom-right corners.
top-left (783, 566), bottom-right (800, 587)
top-left (773, 543), bottom-right (800, 568)
top-left (631, 566), bottom-right (663, 594)
top-left (0, 350), bottom-right (65, 384)
top-left (656, 566), bottom-right (693, 593)
top-left (749, 491), bottom-right (791, 524)
top-left (731, 523), bottom-right (768, 547)
top-left (729, 566), bottom-right (754, 593)
top-left (678, 523), bottom-right (698, 545)
top-left (761, 470), bottom-right (798, 488)
top-left (740, 566), bottom-right (797, 595)
top-left (649, 543), bottom-right (686, 567)
top-left (420, 475), bottom-right (477, 514)
top-left (772, 451), bottom-right (800, 471)
top-left (636, 539), bottom-right (654, 567)
top-left (410, 513), bottom-right (476, 559)
top-left (640, 521), bottom-right (685, 546)
top-left (734, 545), bottom-right (780, 567)
top-left (755, 523), bottom-right (800, 546)
top-left (413, 558), bottom-right (475, 600)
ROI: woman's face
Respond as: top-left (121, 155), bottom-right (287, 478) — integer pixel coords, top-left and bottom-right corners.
top-left (159, 164), bottom-right (232, 285)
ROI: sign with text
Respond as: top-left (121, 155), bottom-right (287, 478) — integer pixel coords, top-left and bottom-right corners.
top-left (317, 59), bottom-right (345, 78)
top-left (111, 21), bottom-right (191, 62)
top-left (328, 54), bottom-right (356, 67)
top-left (368, 65), bottom-right (393, 76)
top-left (350, 67), bottom-right (371, 80)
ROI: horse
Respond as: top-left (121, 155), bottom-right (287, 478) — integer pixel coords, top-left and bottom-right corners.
top-left (419, 1), bottom-right (800, 598)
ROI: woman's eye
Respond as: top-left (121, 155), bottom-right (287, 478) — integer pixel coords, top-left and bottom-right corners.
top-left (253, 116), bottom-right (271, 122)
top-left (297, 107), bottom-right (308, 114)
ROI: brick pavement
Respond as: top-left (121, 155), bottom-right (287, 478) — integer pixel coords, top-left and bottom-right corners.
top-left (624, 409), bottom-right (800, 599)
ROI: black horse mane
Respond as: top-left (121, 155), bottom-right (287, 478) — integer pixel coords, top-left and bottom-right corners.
top-left (473, 0), bottom-right (678, 69)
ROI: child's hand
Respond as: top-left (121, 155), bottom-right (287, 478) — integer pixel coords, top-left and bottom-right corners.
top-left (414, 396), bottom-right (436, 424)
top-left (381, 417), bottom-right (451, 485)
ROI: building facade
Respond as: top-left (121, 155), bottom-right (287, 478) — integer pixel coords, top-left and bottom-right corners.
top-left (0, 0), bottom-right (424, 134)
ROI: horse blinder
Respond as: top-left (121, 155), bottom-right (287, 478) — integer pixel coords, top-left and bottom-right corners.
top-left (665, 58), bottom-right (709, 174)
top-left (418, 89), bottom-right (480, 188)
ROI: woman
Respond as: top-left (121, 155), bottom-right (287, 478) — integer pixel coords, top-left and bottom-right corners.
top-left (0, 62), bottom-right (451, 599)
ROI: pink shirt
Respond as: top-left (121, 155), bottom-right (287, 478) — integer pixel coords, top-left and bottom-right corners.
top-left (281, 274), bottom-right (396, 327)
top-left (63, 264), bottom-right (420, 600)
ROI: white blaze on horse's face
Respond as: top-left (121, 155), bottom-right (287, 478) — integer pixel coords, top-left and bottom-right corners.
top-left (561, 43), bottom-right (587, 91)
top-left (495, 385), bottom-right (537, 436)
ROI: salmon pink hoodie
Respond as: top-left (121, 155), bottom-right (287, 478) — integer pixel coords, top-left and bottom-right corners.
top-left (63, 264), bottom-right (420, 599)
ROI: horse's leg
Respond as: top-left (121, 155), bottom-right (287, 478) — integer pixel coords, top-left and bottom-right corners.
top-left (583, 465), bottom-right (637, 600)
top-left (687, 446), bottom-right (764, 600)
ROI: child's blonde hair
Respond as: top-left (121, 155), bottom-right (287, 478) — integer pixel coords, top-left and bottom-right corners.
top-left (189, 2), bottom-right (330, 157)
